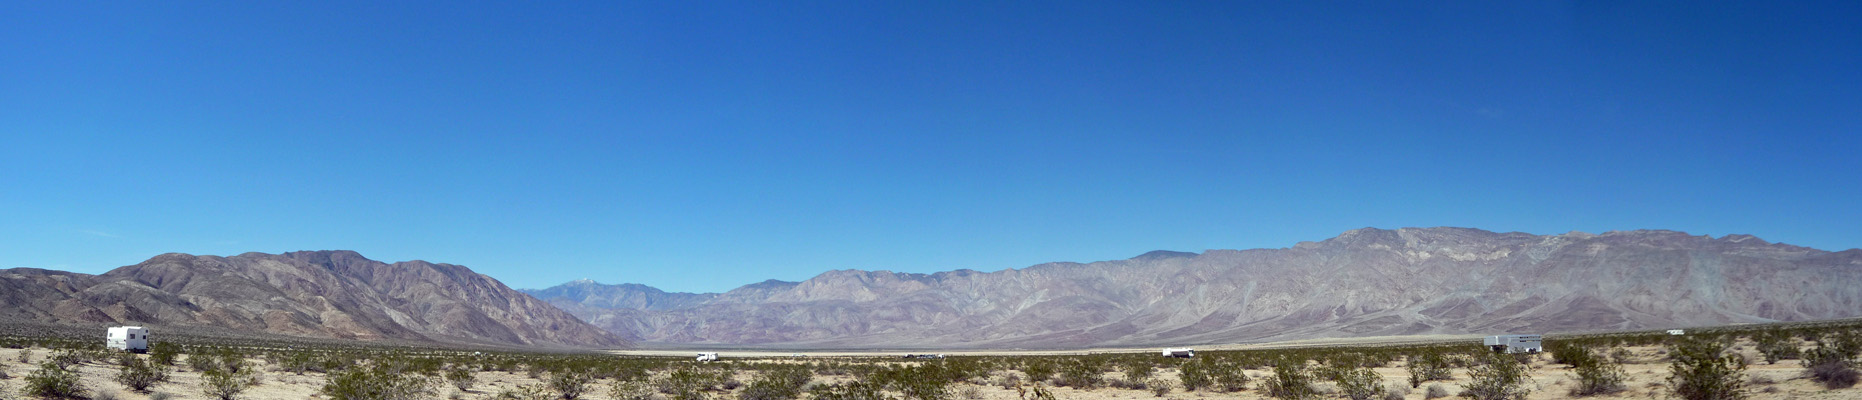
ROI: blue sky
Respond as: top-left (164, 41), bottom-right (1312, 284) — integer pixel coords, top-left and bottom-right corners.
top-left (3, 2), bottom-right (1858, 293)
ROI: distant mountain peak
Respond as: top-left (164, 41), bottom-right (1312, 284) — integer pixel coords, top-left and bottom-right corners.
top-left (1132, 250), bottom-right (1198, 261)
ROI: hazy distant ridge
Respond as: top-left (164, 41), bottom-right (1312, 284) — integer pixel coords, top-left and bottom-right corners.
top-left (529, 227), bottom-right (1862, 348)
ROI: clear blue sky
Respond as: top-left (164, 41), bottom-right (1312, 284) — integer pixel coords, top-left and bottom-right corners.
top-left (4, 2), bottom-right (1858, 293)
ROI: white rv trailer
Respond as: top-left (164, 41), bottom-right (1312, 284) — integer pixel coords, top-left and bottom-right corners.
top-left (696, 352), bottom-right (719, 362)
top-left (107, 326), bottom-right (149, 353)
top-left (1161, 348), bottom-right (1195, 358)
top-left (1667, 329), bottom-right (1686, 335)
top-left (1483, 334), bottom-right (1543, 354)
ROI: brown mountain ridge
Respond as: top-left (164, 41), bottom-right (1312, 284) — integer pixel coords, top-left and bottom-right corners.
top-left (0, 250), bottom-right (625, 348)
top-left (526, 227), bottom-right (1862, 349)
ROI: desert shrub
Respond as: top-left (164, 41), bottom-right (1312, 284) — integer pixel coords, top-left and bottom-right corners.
top-left (1054, 359), bottom-right (1103, 388)
top-left (810, 381), bottom-right (894, 400)
top-left (1263, 359), bottom-right (1317, 400)
top-left (739, 365), bottom-right (812, 400)
top-left (322, 363), bottom-right (438, 400)
top-left (278, 352), bottom-right (321, 374)
top-left (657, 366), bottom-right (712, 400)
top-left (1209, 360), bottom-right (1248, 392)
top-left (1406, 353), bottom-right (1453, 388)
top-left (1567, 349), bottom-right (1626, 397)
top-left (116, 355), bottom-right (171, 393)
top-left (1425, 383), bottom-right (1450, 399)
top-left (1146, 378), bottom-right (1173, 396)
top-left (1460, 353), bottom-right (1530, 400)
top-left (1809, 359), bottom-right (1859, 389)
top-left (201, 364), bottom-right (260, 400)
top-left (25, 360), bottom-right (86, 399)
top-left (549, 370), bottom-right (594, 399)
top-left (1609, 348), bottom-right (1635, 364)
top-left (1333, 366), bottom-right (1383, 400)
top-left (1178, 358), bottom-right (1211, 391)
top-left (1667, 337), bottom-right (1746, 400)
top-left (1548, 342), bottom-right (1589, 366)
top-left (445, 365), bottom-right (475, 391)
top-left (16, 348), bottom-right (31, 363)
top-left (1803, 333), bottom-right (1861, 390)
top-left (899, 375), bottom-right (951, 400)
top-left (1753, 332), bottom-right (1800, 364)
top-left (498, 384), bottom-right (554, 400)
top-left (956, 385), bottom-right (983, 400)
top-left (148, 342), bottom-right (181, 366)
top-left (1020, 360), bottom-right (1055, 383)
top-left (186, 352), bottom-right (217, 372)
top-left (1123, 359), bottom-right (1154, 380)
top-left (48, 349), bottom-right (87, 368)
top-left (607, 379), bottom-right (653, 400)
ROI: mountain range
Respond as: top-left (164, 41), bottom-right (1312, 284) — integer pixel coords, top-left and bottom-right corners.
top-left (523, 227), bottom-right (1862, 349)
top-left (0, 250), bottom-right (624, 348)
top-left (5, 227), bottom-right (1858, 350)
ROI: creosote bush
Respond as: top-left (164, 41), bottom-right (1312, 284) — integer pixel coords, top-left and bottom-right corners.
top-left (201, 363), bottom-right (260, 400)
top-left (322, 363), bottom-right (437, 400)
top-left (1333, 365), bottom-right (1383, 400)
top-left (116, 355), bottom-right (171, 393)
top-left (1667, 337), bottom-right (1746, 400)
top-left (148, 342), bottom-right (181, 366)
top-left (1753, 331), bottom-right (1800, 364)
top-left (1566, 347), bottom-right (1626, 397)
top-left (1263, 359), bottom-right (1317, 400)
top-left (1178, 358), bottom-right (1211, 391)
top-left (1407, 353), bottom-right (1453, 388)
top-left (740, 365), bottom-right (813, 400)
top-left (657, 366), bottom-right (714, 400)
top-left (1123, 359), bottom-right (1154, 380)
top-left (810, 381), bottom-right (894, 400)
top-left (607, 379), bottom-right (653, 400)
top-left (445, 365), bottom-right (476, 391)
top-left (1054, 359), bottom-right (1104, 389)
top-left (1146, 378), bottom-right (1173, 396)
top-left (1424, 383), bottom-right (1450, 399)
top-left (549, 370), bottom-right (594, 399)
top-left (1460, 353), bottom-right (1530, 400)
top-left (25, 360), bottom-right (87, 399)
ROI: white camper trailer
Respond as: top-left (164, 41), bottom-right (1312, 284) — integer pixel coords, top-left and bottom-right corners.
top-left (107, 326), bottom-right (149, 353)
top-left (1162, 348), bottom-right (1195, 358)
top-left (1483, 334), bottom-right (1542, 354)
top-left (1667, 329), bottom-right (1686, 336)
top-left (696, 352), bottom-right (719, 362)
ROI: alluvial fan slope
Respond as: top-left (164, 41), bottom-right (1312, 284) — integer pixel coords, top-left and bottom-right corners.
top-left (529, 227), bottom-right (1862, 348)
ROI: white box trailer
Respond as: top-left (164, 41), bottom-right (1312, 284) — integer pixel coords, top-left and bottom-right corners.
top-left (107, 326), bottom-right (149, 353)
top-left (1667, 329), bottom-right (1686, 335)
top-left (1483, 334), bottom-right (1542, 354)
top-left (696, 352), bottom-right (719, 362)
top-left (1161, 348), bottom-right (1195, 358)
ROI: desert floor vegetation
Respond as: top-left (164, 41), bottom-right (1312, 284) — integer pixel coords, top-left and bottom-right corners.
top-left (0, 319), bottom-right (1858, 399)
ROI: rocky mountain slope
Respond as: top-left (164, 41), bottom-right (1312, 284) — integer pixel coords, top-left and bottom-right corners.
top-left (0, 251), bottom-right (626, 348)
top-left (530, 228), bottom-right (1862, 348)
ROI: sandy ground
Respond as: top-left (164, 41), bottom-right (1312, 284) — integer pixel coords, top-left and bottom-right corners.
top-left (0, 341), bottom-right (1854, 400)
